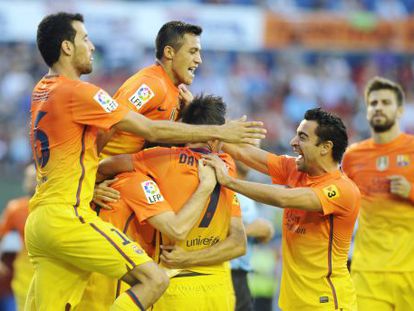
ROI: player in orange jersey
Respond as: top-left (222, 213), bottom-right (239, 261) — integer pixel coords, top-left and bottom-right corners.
top-left (0, 165), bottom-right (36, 311)
top-left (26, 12), bottom-right (265, 311)
top-left (95, 95), bottom-right (247, 311)
top-left (204, 108), bottom-right (360, 311)
top-left (342, 77), bottom-right (414, 311)
top-left (101, 21), bottom-right (203, 157)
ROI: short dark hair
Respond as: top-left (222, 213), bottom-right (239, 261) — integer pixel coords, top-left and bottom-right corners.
top-left (365, 76), bottom-right (405, 106)
top-left (155, 21), bottom-right (202, 60)
top-left (181, 94), bottom-right (226, 126)
top-left (37, 12), bottom-right (84, 67)
top-left (304, 108), bottom-right (348, 163)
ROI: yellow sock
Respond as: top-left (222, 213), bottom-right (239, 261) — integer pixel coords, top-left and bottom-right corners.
top-left (110, 291), bottom-right (144, 311)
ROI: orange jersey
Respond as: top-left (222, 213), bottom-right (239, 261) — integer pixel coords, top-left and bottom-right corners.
top-left (342, 133), bottom-right (414, 272)
top-left (0, 196), bottom-right (29, 240)
top-left (99, 147), bottom-right (241, 274)
top-left (30, 75), bottom-right (129, 212)
top-left (268, 154), bottom-right (360, 311)
top-left (101, 65), bottom-right (179, 157)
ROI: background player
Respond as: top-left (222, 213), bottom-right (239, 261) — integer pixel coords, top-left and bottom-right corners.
top-left (203, 108), bottom-right (360, 311)
top-left (27, 12), bottom-right (264, 311)
top-left (342, 77), bottom-right (414, 310)
top-left (0, 165), bottom-right (36, 311)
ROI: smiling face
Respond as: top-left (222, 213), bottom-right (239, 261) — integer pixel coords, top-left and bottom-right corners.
top-left (290, 120), bottom-right (324, 173)
top-left (170, 33), bottom-right (202, 85)
top-left (70, 21), bottom-right (95, 75)
top-left (367, 89), bottom-right (402, 133)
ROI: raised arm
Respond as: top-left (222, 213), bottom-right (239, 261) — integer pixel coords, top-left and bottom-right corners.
top-left (222, 143), bottom-right (270, 175)
top-left (160, 216), bottom-right (246, 268)
top-left (114, 111), bottom-right (266, 145)
top-left (147, 160), bottom-right (216, 241)
top-left (204, 154), bottom-right (322, 212)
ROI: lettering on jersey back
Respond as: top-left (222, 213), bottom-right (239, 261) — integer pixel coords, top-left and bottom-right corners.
top-left (179, 153), bottom-right (196, 166)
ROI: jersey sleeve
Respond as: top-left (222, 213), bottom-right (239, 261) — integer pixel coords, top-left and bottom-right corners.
top-left (267, 153), bottom-right (292, 185)
top-left (70, 82), bottom-right (129, 130)
top-left (114, 75), bottom-right (166, 114)
top-left (115, 173), bottom-right (173, 223)
top-left (311, 179), bottom-right (360, 216)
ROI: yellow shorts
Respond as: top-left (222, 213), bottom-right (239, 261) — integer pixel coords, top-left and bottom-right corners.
top-left (24, 204), bottom-right (151, 311)
top-left (77, 272), bottom-right (131, 310)
top-left (12, 250), bottom-right (34, 311)
top-left (152, 270), bottom-right (235, 311)
top-left (352, 270), bottom-right (414, 311)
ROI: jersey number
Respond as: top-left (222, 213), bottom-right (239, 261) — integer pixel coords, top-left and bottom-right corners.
top-left (33, 111), bottom-right (50, 168)
top-left (198, 184), bottom-right (221, 228)
top-left (110, 228), bottom-right (131, 245)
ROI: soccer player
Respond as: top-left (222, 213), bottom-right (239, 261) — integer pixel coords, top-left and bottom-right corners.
top-left (203, 108), bottom-right (360, 311)
top-left (26, 12), bottom-right (265, 311)
top-left (0, 165), bottom-right (36, 311)
top-left (100, 20), bottom-right (203, 157)
top-left (342, 77), bottom-right (414, 310)
top-left (97, 95), bottom-right (247, 311)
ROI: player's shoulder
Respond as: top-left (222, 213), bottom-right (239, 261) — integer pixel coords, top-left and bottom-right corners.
top-left (345, 138), bottom-right (372, 154)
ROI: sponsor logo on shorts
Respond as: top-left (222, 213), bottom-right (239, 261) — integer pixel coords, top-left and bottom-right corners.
top-left (93, 89), bottom-right (118, 113)
top-left (129, 84), bottom-right (155, 110)
top-left (141, 180), bottom-right (164, 204)
top-left (322, 184), bottom-right (340, 199)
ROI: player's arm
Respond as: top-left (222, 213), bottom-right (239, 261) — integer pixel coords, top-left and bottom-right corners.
top-left (160, 217), bottom-right (246, 268)
top-left (113, 111), bottom-right (266, 145)
top-left (221, 143), bottom-right (270, 175)
top-left (146, 160), bottom-right (216, 241)
top-left (203, 154), bottom-right (322, 212)
top-left (96, 154), bottom-right (134, 183)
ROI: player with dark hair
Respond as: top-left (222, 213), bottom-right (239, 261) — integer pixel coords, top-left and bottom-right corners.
top-left (204, 108), bottom-right (360, 311)
top-left (94, 94), bottom-right (246, 310)
top-left (100, 20), bottom-right (205, 158)
top-left (26, 12), bottom-right (265, 311)
top-left (342, 77), bottom-right (414, 310)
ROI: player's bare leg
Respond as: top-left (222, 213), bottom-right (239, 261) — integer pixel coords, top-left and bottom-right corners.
top-left (111, 261), bottom-right (169, 311)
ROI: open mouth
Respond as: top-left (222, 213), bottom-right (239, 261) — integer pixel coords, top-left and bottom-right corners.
top-left (188, 66), bottom-right (197, 77)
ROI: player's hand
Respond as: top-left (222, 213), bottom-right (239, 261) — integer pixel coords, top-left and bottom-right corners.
top-left (178, 84), bottom-right (193, 110)
top-left (93, 178), bottom-right (120, 210)
top-left (198, 159), bottom-right (217, 190)
top-left (202, 154), bottom-right (232, 186)
top-left (388, 175), bottom-right (411, 199)
top-left (160, 245), bottom-right (190, 268)
top-left (221, 116), bottom-right (266, 145)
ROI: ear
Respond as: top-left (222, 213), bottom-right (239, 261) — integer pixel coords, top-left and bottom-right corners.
top-left (320, 140), bottom-right (333, 157)
top-left (396, 105), bottom-right (404, 120)
top-left (163, 45), bottom-right (175, 61)
top-left (61, 40), bottom-right (74, 57)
